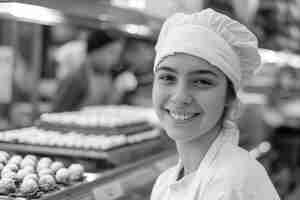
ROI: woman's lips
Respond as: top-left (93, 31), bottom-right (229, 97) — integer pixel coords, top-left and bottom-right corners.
top-left (165, 109), bottom-right (200, 121)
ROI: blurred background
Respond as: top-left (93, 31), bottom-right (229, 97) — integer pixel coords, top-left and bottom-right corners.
top-left (0, 0), bottom-right (299, 199)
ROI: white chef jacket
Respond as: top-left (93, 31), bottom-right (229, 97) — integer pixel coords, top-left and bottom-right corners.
top-left (151, 127), bottom-right (280, 200)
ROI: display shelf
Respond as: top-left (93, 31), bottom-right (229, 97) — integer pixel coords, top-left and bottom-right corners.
top-left (0, 150), bottom-right (176, 200)
top-left (0, 138), bottom-right (164, 165)
top-left (37, 106), bottom-right (158, 136)
top-left (36, 121), bottom-right (153, 136)
top-left (0, 127), bottom-right (162, 152)
top-left (0, 176), bottom-right (96, 200)
top-left (0, 150), bottom-right (98, 200)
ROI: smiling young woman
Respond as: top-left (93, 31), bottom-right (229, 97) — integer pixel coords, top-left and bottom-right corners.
top-left (153, 53), bottom-right (228, 143)
top-left (150, 9), bottom-right (280, 200)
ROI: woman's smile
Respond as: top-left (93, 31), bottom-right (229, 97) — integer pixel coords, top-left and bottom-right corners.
top-left (164, 108), bottom-right (201, 123)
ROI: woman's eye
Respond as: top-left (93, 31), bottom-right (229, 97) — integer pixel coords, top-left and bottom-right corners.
top-left (193, 79), bottom-right (214, 87)
top-left (157, 74), bottom-right (176, 84)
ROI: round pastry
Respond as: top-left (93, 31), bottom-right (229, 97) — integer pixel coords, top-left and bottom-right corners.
top-left (22, 165), bottom-right (35, 173)
top-left (0, 163), bottom-right (4, 171)
top-left (0, 178), bottom-right (16, 195)
top-left (38, 168), bottom-right (54, 176)
top-left (8, 155), bottom-right (22, 166)
top-left (36, 162), bottom-right (51, 172)
top-left (20, 159), bottom-right (36, 169)
top-left (39, 174), bottom-right (56, 192)
top-left (55, 168), bottom-right (70, 184)
top-left (24, 155), bottom-right (37, 162)
top-left (0, 151), bottom-right (10, 160)
top-left (68, 164), bottom-right (84, 181)
top-left (38, 157), bottom-right (52, 165)
top-left (16, 168), bottom-right (33, 181)
top-left (5, 163), bottom-right (19, 172)
top-left (50, 161), bottom-right (64, 172)
top-left (1, 167), bottom-right (12, 176)
top-left (20, 178), bottom-right (39, 195)
top-left (1, 170), bottom-right (17, 180)
top-left (23, 173), bottom-right (39, 182)
top-left (0, 155), bottom-right (8, 165)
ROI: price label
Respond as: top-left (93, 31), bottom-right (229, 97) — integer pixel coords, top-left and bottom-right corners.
top-left (92, 181), bottom-right (124, 200)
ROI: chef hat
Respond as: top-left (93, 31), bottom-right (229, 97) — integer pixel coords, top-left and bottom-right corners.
top-left (154, 8), bottom-right (261, 95)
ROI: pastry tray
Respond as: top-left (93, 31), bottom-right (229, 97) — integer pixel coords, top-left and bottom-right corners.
top-left (35, 121), bottom-right (153, 136)
top-left (0, 150), bottom-right (177, 200)
top-left (0, 138), bottom-right (164, 164)
top-left (0, 172), bottom-right (99, 200)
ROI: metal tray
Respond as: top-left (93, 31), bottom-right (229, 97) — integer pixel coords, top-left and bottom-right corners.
top-left (0, 138), bottom-right (164, 165)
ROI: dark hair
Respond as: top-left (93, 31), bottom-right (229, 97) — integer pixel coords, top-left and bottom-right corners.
top-left (226, 79), bottom-right (236, 104)
top-left (220, 79), bottom-right (236, 122)
top-left (86, 30), bottom-right (115, 54)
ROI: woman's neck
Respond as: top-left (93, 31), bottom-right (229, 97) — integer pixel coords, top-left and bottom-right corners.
top-left (175, 123), bottom-right (222, 176)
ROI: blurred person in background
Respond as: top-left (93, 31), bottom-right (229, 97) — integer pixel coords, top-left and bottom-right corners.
top-left (54, 35), bottom-right (87, 81)
top-left (51, 30), bottom-right (124, 112)
top-left (114, 37), bottom-right (155, 106)
top-left (264, 65), bottom-right (300, 198)
top-left (268, 66), bottom-right (300, 109)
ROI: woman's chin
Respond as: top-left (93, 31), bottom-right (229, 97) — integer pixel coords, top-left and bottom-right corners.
top-left (164, 122), bottom-right (220, 143)
top-left (165, 129), bottom-right (204, 142)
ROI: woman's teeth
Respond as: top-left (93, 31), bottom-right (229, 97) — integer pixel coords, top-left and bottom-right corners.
top-left (169, 111), bottom-right (198, 120)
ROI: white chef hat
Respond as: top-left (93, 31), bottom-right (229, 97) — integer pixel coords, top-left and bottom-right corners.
top-left (154, 8), bottom-right (261, 95)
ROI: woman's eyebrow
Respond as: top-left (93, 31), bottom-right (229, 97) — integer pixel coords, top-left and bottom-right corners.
top-left (156, 66), bottom-right (177, 73)
top-left (188, 70), bottom-right (218, 77)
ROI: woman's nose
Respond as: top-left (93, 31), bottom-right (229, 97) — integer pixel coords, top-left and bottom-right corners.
top-left (170, 82), bottom-right (193, 105)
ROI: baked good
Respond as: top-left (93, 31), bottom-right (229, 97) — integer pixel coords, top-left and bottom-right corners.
top-left (68, 164), bottom-right (84, 181)
top-left (55, 168), bottom-right (70, 184)
top-left (39, 174), bottom-right (56, 192)
top-left (8, 155), bottom-right (22, 166)
top-left (50, 161), bottom-right (64, 172)
top-left (23, 173), bottom-right (39, 182)
top-left (38, 168), bottom-right (54, 177)
top-left (0, 178), bottom-right (16, 194)
top-left (5, 163), bottom-right (18, 172)
top-left (20, 158), bottom-right (35, 169)
top-left (1, 170), bottom-right (17, 180)
top-left (20, 178), bottom-right (39, 195)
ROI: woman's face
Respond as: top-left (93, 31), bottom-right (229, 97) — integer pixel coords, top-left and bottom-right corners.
top-left (152, 53), bottom-right (228, 142)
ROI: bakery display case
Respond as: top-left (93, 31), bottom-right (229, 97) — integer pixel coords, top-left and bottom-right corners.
top-left (0, 105), bottom-right (176, 200)
top-left (0, 149), bottom-right (177, 200)
top-left (0, 105), bottom-right (166, 164)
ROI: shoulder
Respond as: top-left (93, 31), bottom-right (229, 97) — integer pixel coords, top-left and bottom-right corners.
top-left (150, 165), bottom-right (177, 200)
top-left (216, 143), bottom-right (264, 179)
top-left (214, 142), bottom-right (271, 184)
top-left (207, 143), bottom-right (280, 199)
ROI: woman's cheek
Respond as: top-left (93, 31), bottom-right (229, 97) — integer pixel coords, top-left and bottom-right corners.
top-left (153, 84), bottom-right (169, 117)
top-left (152, 84), bottom-right (163, 110)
